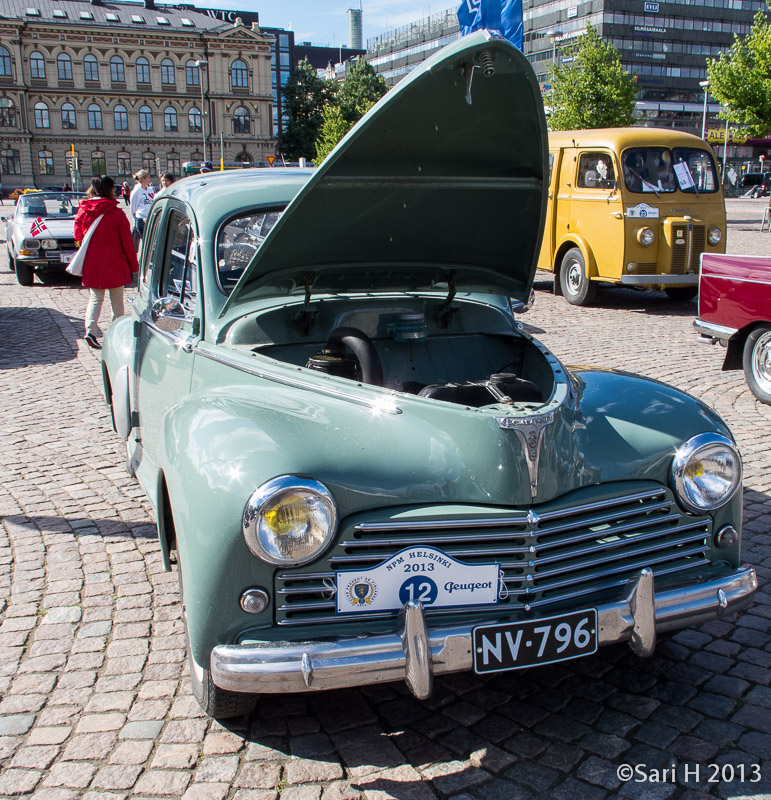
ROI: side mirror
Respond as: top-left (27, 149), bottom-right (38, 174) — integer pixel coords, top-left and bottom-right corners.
top-left (151, 297), bottom-right (189, 333)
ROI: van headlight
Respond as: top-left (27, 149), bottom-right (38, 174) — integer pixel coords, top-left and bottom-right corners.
top-left (242, 476), bottom-right (337, 565)
top-left (708, 227), bottom-right (722, 245)
top-left (671, 433), bottom-right (741, 514)
top-left (637, 227), bottom-right (655, 246)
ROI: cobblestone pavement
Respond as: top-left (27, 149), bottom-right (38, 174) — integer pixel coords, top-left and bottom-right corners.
top-left (0, 199), bottom-right (769, 800)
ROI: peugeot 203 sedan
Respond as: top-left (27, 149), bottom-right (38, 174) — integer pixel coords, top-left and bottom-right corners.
top-left (101, 32), bottom-right (757, 718)
top-left (3, 191), bottom-right (85, 286)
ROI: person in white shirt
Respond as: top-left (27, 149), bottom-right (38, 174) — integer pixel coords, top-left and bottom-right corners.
top-left (129, 169), bottom-right (155, 248)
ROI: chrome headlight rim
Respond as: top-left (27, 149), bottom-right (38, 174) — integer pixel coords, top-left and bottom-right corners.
top-left (637, 227), bottom-right (655, 246)
top-left (41, 238), bottom-right (58, 250)
top-left (671, 432), bottom-right (742, 515)
top-left (708, 226), bottom-right (722, 245)
top-left (242, 475), bottom-right (337, 566)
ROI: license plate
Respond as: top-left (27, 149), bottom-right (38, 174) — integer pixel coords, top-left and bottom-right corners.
top-left (473, 609), bottom-right (598, 674)
top-left (60, 252), bottom-right (75, 263)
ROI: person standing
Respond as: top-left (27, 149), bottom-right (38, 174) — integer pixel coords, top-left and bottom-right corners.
top-left (121, 180), bottom-right (130, 205)
top-left (129, 169), bottom-right (155, 248)
top-left (73, 175), bottom-right (138, 349)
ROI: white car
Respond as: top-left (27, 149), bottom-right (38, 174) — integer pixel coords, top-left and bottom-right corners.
top-left (4, 192), bottom-right (85, 286)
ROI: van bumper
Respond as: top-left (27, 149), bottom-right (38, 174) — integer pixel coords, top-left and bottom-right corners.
top-left (620, 274), bottom-right (698, 286)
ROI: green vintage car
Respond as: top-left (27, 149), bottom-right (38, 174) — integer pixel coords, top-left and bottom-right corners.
top-left (101, 31), bottom-right (757, 718)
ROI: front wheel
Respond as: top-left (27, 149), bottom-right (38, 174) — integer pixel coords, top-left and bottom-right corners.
top-left (15, 261), bottom-right (34, 286)
top-left (7, 248), bottom-right (15, 272)
top-left (743, 326), bottom-right (771, 404)
top-left (665, 286), bottom-right (697, 302)
top-left (559, 248), bottom-right (596, 306)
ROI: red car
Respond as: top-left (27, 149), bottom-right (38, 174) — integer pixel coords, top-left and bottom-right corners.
top-left (695, 253), bottom-right (771, 403)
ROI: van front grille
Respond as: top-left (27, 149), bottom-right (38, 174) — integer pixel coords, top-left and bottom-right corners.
top-left (669, 224), bottom-right (705, 273)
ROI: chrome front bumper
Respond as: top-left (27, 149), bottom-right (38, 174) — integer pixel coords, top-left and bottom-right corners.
top-left (211, 565), bottom-right (757, 699)
top-left (693, 318), bottom-right (738, 345)
top-left (619, 274), bottom-right (698, 286)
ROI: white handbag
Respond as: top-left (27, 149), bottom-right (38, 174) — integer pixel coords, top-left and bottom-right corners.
top-left (66, 215), bottom-right (103, 277)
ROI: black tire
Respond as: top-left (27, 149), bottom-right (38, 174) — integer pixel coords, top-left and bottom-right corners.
top-left (742, 326), bottom-right (771, 405)
top-left (559, 248), bottom-right (596, 306)
top-left (7, 248), bottom-right (15, 272)
top-left (15, 261), bottom-right (34, 286)
top-left (665, 286), bottom-right (697, 302)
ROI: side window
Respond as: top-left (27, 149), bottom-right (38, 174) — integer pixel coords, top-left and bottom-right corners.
top-left (577, 152), bottom-right (615, 189)
top-left (548, 152), bottom-right (554, 186)
top-left (160, 210), bottom-right (198, 315)
top-left (140, 206), bottom-right (164, 287)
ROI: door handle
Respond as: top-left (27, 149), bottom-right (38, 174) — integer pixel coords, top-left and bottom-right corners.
top-left (610, 211), bottom-right (623, 219)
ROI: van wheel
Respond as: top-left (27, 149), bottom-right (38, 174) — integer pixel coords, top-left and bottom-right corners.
top-left (560, 248), bottom-right (596, 306)
top-left (665, 286), bottom-right (697, 302)
top-left (743, 326), bottom-right (771, 405)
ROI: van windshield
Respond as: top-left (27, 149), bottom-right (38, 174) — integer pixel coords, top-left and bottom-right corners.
top-left (622, 147), bottom-right (719, 194)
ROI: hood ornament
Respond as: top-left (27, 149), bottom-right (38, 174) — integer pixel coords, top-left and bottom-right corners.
top-left (496, 412), bottom-right (555, 498)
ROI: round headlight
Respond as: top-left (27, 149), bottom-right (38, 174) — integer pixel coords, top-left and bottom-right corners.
top-left (23, 238), bottom-right (40, 250)
top-left (41, 239), bottom-right (58, 250)
top-left (671, 433), bottom-right (741, 514)
top-left (637, 227), bottom-right (655, 246)
top-left (708, 227), bottom-right (722, 245)
top-left (242, 476), bottom-right (337, 565)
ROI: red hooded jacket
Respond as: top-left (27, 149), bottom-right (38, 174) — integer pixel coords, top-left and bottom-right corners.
top-left (73, 197), bottom-right (139, 290)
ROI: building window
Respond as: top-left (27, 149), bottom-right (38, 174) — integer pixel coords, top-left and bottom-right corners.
top-left (117, 152), bottom-right (130, 176)
top-left (161, 58), bottom-right (175, 85)
top-left (110, 55), bottom-right (125, 83)
top-left (34, 101), bottom-right (50, 128)
top-left (231, 59), bottom-right (248, 89)
top-left (1, 149), bottom-right (21, 174)
top-left (88, 103), bottom-right (102, 130)
top-left (57, 53), bottom-right (73, 81)
top-left (186, 60), bottom-right (199, 86)
top-left (84, 54), bottom-right (99, 81)
top-left (61, 102), bottom-right (76, 129)
top-left (143, 152), bottom-right (156, 174)
top-left (191, 151), bottom-right (203, 163)
top-left (30, 52), bottom-right (46, 79)
top-left (136, 57), bottom-right (150, 84)
top-left (233, 106), bottom-right (250, 134)
top-left (114, 104), bottom-right (128, 131)
top-left (0, 98), bottom-right (16, 127)
top-left (139, 105), bottom-right (153, 131)
top-left (167, 153), bottom-right (180, 175)
top-left (164, 106), bottom-right (178, 132)
top-left (188, 106), bottom-right (202, 133)
top-left (39, 149), bottom-right (54, 175)
top-left (0, 46), bottom-right (11, 77)
top-left (91, 150), bottom-right (106, 176)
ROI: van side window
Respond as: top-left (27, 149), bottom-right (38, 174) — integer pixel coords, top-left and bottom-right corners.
top-left (577, 153), bottom-right (616, 189)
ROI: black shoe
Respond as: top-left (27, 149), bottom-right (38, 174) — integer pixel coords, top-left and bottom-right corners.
top-left (84, 333), bottom-right (101, 349)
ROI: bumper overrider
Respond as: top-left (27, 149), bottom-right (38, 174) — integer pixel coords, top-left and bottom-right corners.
top-left (211, 565), bottom-right (757, 699)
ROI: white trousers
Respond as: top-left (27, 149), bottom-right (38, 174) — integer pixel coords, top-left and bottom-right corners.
top-left (85, 287), bottom-right (125, 337)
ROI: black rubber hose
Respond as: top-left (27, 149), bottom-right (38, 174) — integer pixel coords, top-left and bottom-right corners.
top-left (325, 327), bottom-right (384, 387)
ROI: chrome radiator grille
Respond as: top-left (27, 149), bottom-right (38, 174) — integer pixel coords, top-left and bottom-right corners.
top-left (275, 484), bottom-right (710, 627)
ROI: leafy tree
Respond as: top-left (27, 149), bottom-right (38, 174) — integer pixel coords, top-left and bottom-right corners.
top-left (315, 105), bottom-right (354, 164)
top-left (549, 23), bottom-right (637, 130)
top-left (281, 58), bottom-right (336, 161)
top-left (707, 8), bottom-right (771, 137)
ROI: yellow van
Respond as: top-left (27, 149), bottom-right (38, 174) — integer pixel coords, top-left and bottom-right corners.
top-left (539, 128), bottom-right (726, 305)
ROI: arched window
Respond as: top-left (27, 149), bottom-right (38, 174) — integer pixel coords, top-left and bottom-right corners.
top-left (110, 55), bottom-right (125, 83)
top-left (164, 106), bottom-right (178, 132)
top-left (113, 104), bottom-right (128, 131)
top-left (117, 152), bottom-right (130, 176)
top-left (139, 105), bottom-right (153, 131)
top-left (0, 98), bottom-right (16, 127)
top-left (0, 46), bottom-right (11, 77)
top-left (167, 153), bottom-right (180, 175)
top-left (235, 151), bottom-right (252, 163)
top-left (91, 150), bottom-right (106, 176)
top-left (61, 102), bottom-right (76, 129)
top-left (136, 57), bottom-right (150, 84)
top-left (231, 59), bottom-right (248, 89)
top-left (84, 54), bottom-right (99, 82)
top-left (34, 101), bottom-right (50, 129)
top-left (188, 106), bottom-right (201, 133)
top-left (57, 53), bottom-right (73, 80)
top-left (186, 60), bottom-right (199, 86)
top-left (233, 106), bottom-right (250, 134)
top-left (87, 103), bottom-right (102, 130)
top-left (38, 149), bottom-right (54, 175)
top-left (161, 58), bottom-right (175, 85)
top-left (30, 52), bottom-right (46, 79)
top-left (191, 151), bottom-right (203, 162)
top-left (1, 149), bottom-right (21, 175)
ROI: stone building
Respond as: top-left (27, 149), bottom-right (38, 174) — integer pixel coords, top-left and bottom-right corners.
top-left (0, 0), bottom-right (276, 189)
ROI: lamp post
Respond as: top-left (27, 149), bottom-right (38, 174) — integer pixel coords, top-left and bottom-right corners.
top-left (195, 59), bottom-right (208, 163)
top-left (699, 79), bottom-right (709, 141)
top-left (547, 29), bottom-right (563, 66)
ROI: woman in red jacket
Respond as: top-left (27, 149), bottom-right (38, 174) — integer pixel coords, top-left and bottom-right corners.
top-left (73, 175), bottom-right (139, 349)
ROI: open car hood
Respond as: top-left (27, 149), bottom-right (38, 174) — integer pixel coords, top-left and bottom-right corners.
top-left (223, 30), bottom-right (548, 315)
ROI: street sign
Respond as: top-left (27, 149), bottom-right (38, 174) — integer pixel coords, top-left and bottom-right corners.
top-left (266, 155), bottom-right (276, 166)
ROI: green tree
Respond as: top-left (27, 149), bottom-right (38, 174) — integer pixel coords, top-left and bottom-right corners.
top-left (315, 105), bottom-right (353, 164)
top-left (549, 23), bottom-right (637, 130)
top-left (707, 8), bottom-right (771, 137)
top-left (281, 58), bottom-right (336, 161)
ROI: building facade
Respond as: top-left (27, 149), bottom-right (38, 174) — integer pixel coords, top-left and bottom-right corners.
top-left (0, 0), bottom-right (276, 189)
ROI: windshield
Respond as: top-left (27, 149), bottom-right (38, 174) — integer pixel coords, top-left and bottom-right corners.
top-left (622, 147), bottom-right (719, 194)
top-left (18, 192), bottom-right (83, 218)
top-left (216, 208), bottom-right (284, 294)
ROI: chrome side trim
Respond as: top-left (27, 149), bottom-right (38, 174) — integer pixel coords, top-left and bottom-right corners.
top-left (211, 565), bottom-right (757, 695)
top-left (693, 318), bottom-right (738, 342)
top-left (194, 342), bottom-right (403, 415)
top-left (620, 275), bottom-right (698, 286)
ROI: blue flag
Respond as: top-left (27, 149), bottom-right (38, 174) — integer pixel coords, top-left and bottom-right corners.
top-left (457, 0), bottom-right (523, 51)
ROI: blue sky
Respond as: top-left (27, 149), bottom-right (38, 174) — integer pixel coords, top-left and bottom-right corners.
top-left (190, 1), bottom-right (457, 48)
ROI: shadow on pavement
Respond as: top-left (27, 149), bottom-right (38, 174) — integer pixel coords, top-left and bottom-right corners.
top-left (0, 306), bottom-right (83, 369)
